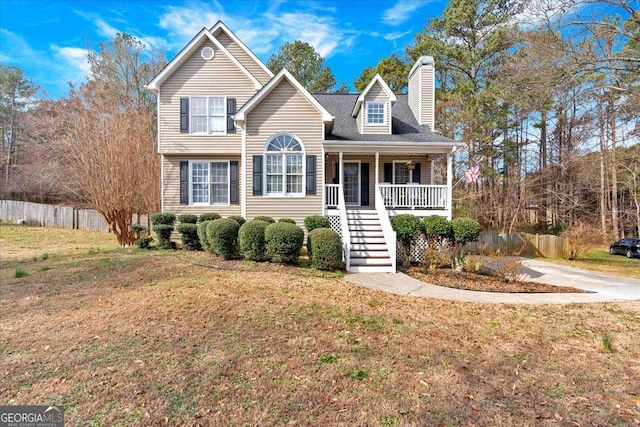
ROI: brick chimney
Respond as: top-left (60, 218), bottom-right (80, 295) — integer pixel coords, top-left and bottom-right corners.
top-left (408, 56), bottom-right (435, 131)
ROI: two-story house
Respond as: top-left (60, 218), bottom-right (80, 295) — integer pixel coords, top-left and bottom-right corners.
top-left (146, 21), bottom-right (460, 273)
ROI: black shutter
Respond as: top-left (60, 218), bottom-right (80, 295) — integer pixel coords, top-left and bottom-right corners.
top-left (253, 155), bottom-right (263, 195)
top-left (306, 155), bottom-right (316, 195)
top-left (361, 163), bottom-right (370, 206)
top-left (412, 163), bottom-right (421, 184)
top-left (180, 98), bottom-right (189, 133)
top-left (180, 161), bottom-right (189, 204)
top-left (384, 163), bottom-right (392, 183)
top-left (227, 98), bottom-right (236, 133)
top-left (333, 162), bottom-right (339, 184)
top-left (230, 161), bottom-right (239, 204)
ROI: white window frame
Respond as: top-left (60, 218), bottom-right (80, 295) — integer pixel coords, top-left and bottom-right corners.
top-left (263, 133), bottom-right (305, 198)
top-left (366, 101), bottom-right (386, 126)
top-left (342, 160), bottom-right (361, 206)
top-left (393, 161), bottom-right (413, 184)
top-left (189, 96), bottom-right (227, 135)
top-left (188, 160), bottom-right (231, 206)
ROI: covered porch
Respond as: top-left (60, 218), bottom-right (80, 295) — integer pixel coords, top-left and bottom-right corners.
top-left (322, 145), bottom-right (456, 219)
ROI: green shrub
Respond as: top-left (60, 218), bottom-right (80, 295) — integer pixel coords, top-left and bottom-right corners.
top-left (278, 218), bottom-right (296, 224)
top-left (206, 218), bottom-right (240, 259)
top-left (450, 218), bottom-right (482, 244)
top-left (254, 215), bottom-right (275, 224)
top-left (228, 215), bottom-right (246, 226)
top-left (391, 214), bottom-right (421, 267)
top-left (421, 215), bottom-right (452, 241)
top-left (130, 223), bottom-right (147, 240)
top-left (135, 236), bottom-right (154, 249)
top-left (177, 214), bottom-right (198, 224)
top-left (308, 228), bottom-right (343, 271)
top-left (197, 220), bottom-right (213, 251)
top-left (239, 220), bottom-right (269, 261)
top-left (150, 212), bottom-right (176, 226)
top-left (265, 222), bottom-right (304, 264)
top-left (198, 213), bottom-right (221, 222)
top-left (153, 224), bottom-right (175, 249)
top-left (304, 215), bottom-right (330, 233)
top-left (176, 223), bottom-right (201, 250)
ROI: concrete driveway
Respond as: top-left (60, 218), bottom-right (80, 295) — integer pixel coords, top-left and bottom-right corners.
top-left (344, 258), bottom-right (640, 304)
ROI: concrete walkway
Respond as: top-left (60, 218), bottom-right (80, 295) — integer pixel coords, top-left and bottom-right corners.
top-left (344, 258), bottom-right (640, 304)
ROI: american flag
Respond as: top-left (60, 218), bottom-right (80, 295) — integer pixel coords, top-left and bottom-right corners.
top-left (463, 162), bottom-right (481, 184)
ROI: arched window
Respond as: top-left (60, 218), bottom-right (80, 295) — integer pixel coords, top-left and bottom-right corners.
top-left (264, 133), bottom-right (305, 196)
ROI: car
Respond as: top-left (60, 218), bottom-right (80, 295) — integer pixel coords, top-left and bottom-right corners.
top-left (609, 238), bottom-right (640, 258)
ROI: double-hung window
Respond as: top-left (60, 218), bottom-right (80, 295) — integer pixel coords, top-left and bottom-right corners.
top-left (366, 102), bottom-right (385, 125)
top-left (264, 134), bottom-right (304, 196)
top-left (190, 96), bottom-right (226, 134)
top-left (394, 162), bottom-right (410, 184)
top-left (190, 161), bottom-right (229, 205)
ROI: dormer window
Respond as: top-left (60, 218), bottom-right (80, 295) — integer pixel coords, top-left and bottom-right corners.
top-left (366, 102), bottom-right (385, 125)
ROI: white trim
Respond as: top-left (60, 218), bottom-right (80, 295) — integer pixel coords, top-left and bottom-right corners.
top-left (392, 160), bottom-right (414, 184)
top-left (210, 21), bottom-right (274, 79)
top-left (201, 46), bottom-right (215, 60)
top-left (365, 101), bottom-right (386, 126)
top-left (234, 69), bottom-right (333, 123)
top-left (352, 74), bottom-right (397, 117)
top-left (189, 96), bottom-right (227, 135)
top-left (262, 133), bottom-right (306, 198)
top-left (343, 160), bottom-right (361, 206)
top-left (240, 123), bottom-right (247, 219)
top-left (188, 160), bottom-right (231, 206)
top-left (160, 155), bottom-right (165, 212)
top-left (146, 28), bottom-right (262, 92)
top-left (430, 159), bottom-right (435, 185)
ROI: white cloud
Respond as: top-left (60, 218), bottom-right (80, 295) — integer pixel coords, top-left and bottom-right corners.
top-left (51, 45), bottom-right (91, 84)
top-left (514, 0), bottom-right (580, 28)
top-left (383, 30), bottom-right (412, 41)
top-left (0, 28), bottom-right (36, 63)
top-left (382, 0), bottom-right (429, 26)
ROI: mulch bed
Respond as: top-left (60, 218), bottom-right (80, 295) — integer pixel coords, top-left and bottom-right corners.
top-left (404, 267), bottom-right (590, 293)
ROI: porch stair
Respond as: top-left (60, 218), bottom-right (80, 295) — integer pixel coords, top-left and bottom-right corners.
top-left (346, 209), bottom-right (395, 273)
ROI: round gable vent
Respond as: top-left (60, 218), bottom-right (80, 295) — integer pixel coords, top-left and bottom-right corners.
top-left (201, 46), bottom-right (215, 60)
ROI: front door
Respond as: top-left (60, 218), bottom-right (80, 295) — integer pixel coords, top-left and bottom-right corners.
top-left (343, 162), bottom-right (360, 206)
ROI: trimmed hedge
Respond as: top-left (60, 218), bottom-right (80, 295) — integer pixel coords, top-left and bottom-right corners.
top-left (228, 215), bottom-right (246, 226)
top-left (239, 220), bottom-right (269, 261)
top-left (265, 222), bottom-right (304, 264)
top-left (309, 228), bottom-right (342, 271)
top-left (254, 216), bottom-right (275, 224)
top-left (451, 218), bottom-right (482, 244)
top-left (421, 215), bottom-right (452, 240)
top-left (198, 213), bottom-right (221, 223)
top-left (278, 218), bottom-right (296, 225)
top-left (304, 215), bottom-right (330, 233)
top-left (206, 218), bottom-right (240, 259)
top-left (177, 214), bottom-right (198, 224)
top-left (151, 212), bottom-right (176, 226)
top-left (153, 224), bottom-right (175, 249)
top-left (197, 220), bottom-right (213, 252)
top-left (176, 223), bottom-right (201, 251)
top-left (391, 214), bottom-right (421, 267)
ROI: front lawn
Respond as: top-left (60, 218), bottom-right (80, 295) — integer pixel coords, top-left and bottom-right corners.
top-left (1, 224), bottom-right (639, 426)
top-left (547, 248), bottom-right (640, 279)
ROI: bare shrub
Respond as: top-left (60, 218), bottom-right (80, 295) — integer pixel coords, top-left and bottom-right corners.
top-left (561, 223), bottom-right (602, 260)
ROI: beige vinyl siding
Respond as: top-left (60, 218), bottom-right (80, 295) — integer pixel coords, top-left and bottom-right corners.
top-left (362, 82), bottom-right (391, 135)
top-left (324, 155), bottom-right (432, 209)
top-left (408, 68), bottom-right (421, 124)
top-left (245, 80), bottom-right (323, 226)
top-left (162, 155), bottom-right (242, 216)
top-left (159, 39), bottom-right (256, 154)
top-left (213, 30), bottom-right (272, 85)
top-left (356, 108), bottom-right (363, 134)
top-left (421, 65), bottom-right (435, 130)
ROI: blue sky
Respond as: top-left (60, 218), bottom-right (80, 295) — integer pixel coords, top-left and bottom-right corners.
top-left (0, 0), bottom-right (453, 99)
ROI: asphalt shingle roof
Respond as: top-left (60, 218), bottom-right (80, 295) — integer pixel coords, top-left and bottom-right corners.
top-left (313, 93), bottom-right (457, 143)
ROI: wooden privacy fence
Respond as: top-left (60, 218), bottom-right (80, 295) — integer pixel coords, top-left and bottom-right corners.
top-left (464, 231), bottom-right (570, 259)
top-left (0, 200), bottom-right (148, 232)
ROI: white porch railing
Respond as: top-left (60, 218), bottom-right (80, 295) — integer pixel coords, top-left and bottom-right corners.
top-left (379, 184), bottom-right (448, 209)
top-left (375, 185), bottom-right (396, 273)
top-left (325, 184), bottom-right (339, 209)
top-left (337, 184), bottom-right (351, 272)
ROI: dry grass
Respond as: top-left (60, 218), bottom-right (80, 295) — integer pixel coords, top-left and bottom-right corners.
top-left (1, 224), bottom-right (640, 426)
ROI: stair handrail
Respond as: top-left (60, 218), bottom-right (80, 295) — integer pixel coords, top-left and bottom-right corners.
top-left (337, 185), bottom-right (351, 272)
top-left (375, 185), bottom-right (396, 272)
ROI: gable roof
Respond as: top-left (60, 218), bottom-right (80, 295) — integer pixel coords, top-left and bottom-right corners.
top-left (146, 27), bottom-right (262, 92)
top-left (209, 21), bottom-right (274, 80)
top-left (234, 69), bottom-right (334, 123)
top-left (352, 74), bottom-right (398, 117)
top-left (315, 93), bottom-right (456, 144)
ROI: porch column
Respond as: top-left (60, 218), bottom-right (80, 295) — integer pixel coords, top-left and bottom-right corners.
top-left (339, 151), bottom-right (343, 193)
top-left (446, 148), bottom-right (455, 220)
top-left (375, 152), bottom-right (379, 194)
